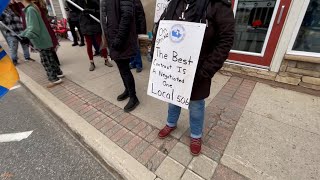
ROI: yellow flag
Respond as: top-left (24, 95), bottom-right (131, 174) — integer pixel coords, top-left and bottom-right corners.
top-left (0, 45), bottom-right (19, 97)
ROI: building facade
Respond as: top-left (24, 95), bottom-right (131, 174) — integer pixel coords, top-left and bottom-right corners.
top-left (49, 0), bottom-right (320, 90)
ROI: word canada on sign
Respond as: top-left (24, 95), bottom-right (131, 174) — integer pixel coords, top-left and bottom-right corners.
top-left (147, 20), bottom-right (206, 109)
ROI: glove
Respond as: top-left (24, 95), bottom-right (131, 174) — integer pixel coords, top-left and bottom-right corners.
top-left (111, 38), bottom-right (122, 50)
top-left (19, 37), bottom-right (30, 45)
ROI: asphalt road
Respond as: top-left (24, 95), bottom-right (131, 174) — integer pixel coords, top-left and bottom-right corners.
top-left (0, 85), bottom-right (118, 180)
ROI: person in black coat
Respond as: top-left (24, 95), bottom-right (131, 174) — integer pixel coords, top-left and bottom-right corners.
top-left (155, 0), bottom-right (235, 156)
top-left (65, 0), bottom-right (85, 46)
top-left (129, 0), bottom-right (147, 73)
top-left (74, 0), bottom-right (113, 71)
top-left (100, 0), bottom-right (140, 112)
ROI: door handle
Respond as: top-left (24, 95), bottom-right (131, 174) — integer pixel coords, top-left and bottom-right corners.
top-left (277, 5), bottom-right (285, 24)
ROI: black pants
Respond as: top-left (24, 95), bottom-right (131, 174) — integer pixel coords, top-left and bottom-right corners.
top-left (115, 59), bottom-right (136, 97)
top-left (52, 48), bottom-right (60, 66)
top-left (39, 48), bottom-right (63, 82)
top-left (69, 20), bottom-right (84, 44)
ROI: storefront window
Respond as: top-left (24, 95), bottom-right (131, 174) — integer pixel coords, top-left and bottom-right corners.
top-left (292, 0), bottom-right (320, 53)
top-left (232, 0), bottom-right (277, 53)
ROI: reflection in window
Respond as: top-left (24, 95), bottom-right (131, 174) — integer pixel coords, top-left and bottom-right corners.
top-left (293, 0), bottom-right (320, 53)
top-left (232, 0), bottom-right (276, 53)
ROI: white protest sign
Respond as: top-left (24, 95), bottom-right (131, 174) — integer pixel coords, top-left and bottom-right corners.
top-left (147, 20), bottom-right (206, 109)
top-left (154, 0), bottom-right (171, 23)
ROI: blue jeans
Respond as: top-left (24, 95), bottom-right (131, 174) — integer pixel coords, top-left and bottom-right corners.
top-left (167, 100), bottom-right (205, 139)
top-left (130, 46), bottom-right (143, 69)
top-left (7, 36), bottom-right (30, 62)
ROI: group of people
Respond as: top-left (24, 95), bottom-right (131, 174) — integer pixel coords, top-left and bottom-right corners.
top-left (1, 0), bottom-right (62, 87)
top-left (65, 0), bottom-right (145, 73)
top-left (0, 0), bottom-right (235, 156)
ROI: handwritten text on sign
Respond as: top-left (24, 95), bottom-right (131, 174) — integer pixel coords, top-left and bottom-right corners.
top-left (154, 0), bottom-right (170, 22)
top-left (147, 21), bottom-right (206, 109)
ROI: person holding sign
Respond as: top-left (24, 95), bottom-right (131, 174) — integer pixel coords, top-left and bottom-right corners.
top-left (154, 0), bottom-right (235, 156)
top-left (100, 0), bottom-right (140, 112)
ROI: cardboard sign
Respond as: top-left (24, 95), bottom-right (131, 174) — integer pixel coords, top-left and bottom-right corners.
top-left (147, 20), bottom-right (206, 109)
top-left (154, 0), bottom-right (171, 23)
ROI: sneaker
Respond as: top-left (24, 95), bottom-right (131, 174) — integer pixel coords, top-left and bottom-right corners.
top-left (117, 91), bottom-right (129, 101)
top-left (57, 74), bottom-right (65, 78)
top-left (190, 138), bottom-right (202, 156)
top-left (136, 68), bottom-right (142, 73)
top-left (124, 96), bottom-right (140, 112)
top-left (25, 58), bottom-right (35, 62)
top-left (89, 62), bottom-right (95, 71)
top-left (158, 125), bottom-right (177, 139)
top-left (105, 60), bottom-right (113, 67)
top-left (79, 42), bottom-right (85, 47)
top-left (47, 78), bottom-right (63, 88)
top-left (72, 43), bottom-right (79, 46)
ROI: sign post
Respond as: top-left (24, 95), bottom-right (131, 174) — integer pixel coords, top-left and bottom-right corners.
top-left (147, 20), bottom-right (206, 109)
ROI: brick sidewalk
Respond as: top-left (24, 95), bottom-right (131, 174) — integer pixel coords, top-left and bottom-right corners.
top-left (18, 61), bottom-right (254, 180)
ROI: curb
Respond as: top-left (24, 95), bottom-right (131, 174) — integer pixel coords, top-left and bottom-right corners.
top-left (17, 69), bottom-right (157, 180)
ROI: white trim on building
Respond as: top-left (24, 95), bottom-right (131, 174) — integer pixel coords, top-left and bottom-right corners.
top-left (270, 0), bottom-right (307, 72)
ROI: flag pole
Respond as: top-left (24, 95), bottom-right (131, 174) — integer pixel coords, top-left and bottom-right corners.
top-left (0, 21), bottom-right (40, 52)
top-left (0, 21), bottom-right (22, 40)
top-left (66, 0), bottom-right (100, 23)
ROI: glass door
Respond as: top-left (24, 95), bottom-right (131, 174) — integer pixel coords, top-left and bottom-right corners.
top-left (288, 0), bottom-right (320, 57)
top-left (229, 0), bottom-right (292, 67)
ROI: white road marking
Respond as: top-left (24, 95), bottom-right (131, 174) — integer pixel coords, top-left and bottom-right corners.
top-left (0, 131), bottom-right (33, 143)
top-left (10, 85), bottom-right (21, 91)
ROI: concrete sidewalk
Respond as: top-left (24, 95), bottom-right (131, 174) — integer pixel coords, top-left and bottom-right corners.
top-left (2, 36), bottom-right (320, 180)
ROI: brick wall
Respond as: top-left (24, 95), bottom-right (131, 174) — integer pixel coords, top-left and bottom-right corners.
top-left (276, 56), bottom-right (320, 90)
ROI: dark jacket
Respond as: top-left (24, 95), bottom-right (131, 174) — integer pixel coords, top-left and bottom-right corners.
top-left (75, 0), bottom-right (101, 36)
top-left (135, 0), bottom-right (147, 34)
top-left (65, 0), bottom-right (81, 22)
top-left (153, 0), bottom-right (235, 100)
top-left (101, 0), bottom-right (137, 60)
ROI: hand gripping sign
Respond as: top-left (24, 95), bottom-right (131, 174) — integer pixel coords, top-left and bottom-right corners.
top-left (147, 20), bottom-right (206, 109)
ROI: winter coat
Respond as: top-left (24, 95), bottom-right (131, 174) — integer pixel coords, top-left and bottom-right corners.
top-left (65, 0), bottom-right (81, 22)
top-left (153, 0), bottom-right (235, 100)
top-left (100, 0), bottom-right (137, 60)
top-left (74, 0), bottom-right (101, 36)
top-left (34, 2), bottom-right (59, 49)
top-left (135, 0), bottom-right (147, 34)
top-left (20, 5), bottom-right (53, 50)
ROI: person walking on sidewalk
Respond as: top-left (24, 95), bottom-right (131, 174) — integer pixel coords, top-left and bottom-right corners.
top-left (155, 0), bottom-right (235, 156)
top-left (101, 0), bottom-right (140, 112)
top-left (0, 5), bottom-right (35, 66)
top-left (18, 0), bottom-right (64, 87)
top-left (65, 0), bottom-right (85, 47)
top-left (129, 0), bottom-right (147, 73)
top-left (75, 0), bottom-right (112, 71)
top-left (32, 0), bottom-right (62, 66)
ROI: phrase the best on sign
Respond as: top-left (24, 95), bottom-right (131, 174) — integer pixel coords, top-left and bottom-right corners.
top-left (147, 20), bottom-right (206, 109)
